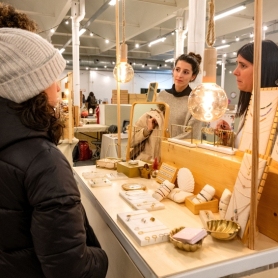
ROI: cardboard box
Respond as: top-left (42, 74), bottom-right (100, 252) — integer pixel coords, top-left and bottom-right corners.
top-left (117, 161), bottom-right (151, 178)
top-left (185, 195), bottom-right (219, 215)
top-left (112, 90), bottom-right (129, 104)
top-left (128, 94), bottom-right (147, 104)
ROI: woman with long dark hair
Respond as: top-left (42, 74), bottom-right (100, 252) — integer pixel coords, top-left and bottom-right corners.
top-left (233, 40), bottom-right (278, 146)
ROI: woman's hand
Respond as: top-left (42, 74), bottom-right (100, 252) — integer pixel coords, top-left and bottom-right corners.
top-left (147, 116), bottom-right (157, 131)
top-left (216, 120), bottom-right (231, 131)
top-left (143, 117), bottom-right (158, 137)
top-left (214, 120), bottom-right (231, 145)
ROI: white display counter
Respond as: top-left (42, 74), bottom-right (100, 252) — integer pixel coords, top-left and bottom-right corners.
top-left (73, 166), bottom-right (278, 278)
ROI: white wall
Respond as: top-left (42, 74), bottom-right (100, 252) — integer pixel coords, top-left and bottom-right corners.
top-left (60, 70), bottom-right (173, 104)
top-left (59, 66), bottom-right (239, 105)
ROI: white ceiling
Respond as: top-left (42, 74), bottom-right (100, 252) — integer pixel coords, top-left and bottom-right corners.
top-left (5, 0), bottom-right (278, 72)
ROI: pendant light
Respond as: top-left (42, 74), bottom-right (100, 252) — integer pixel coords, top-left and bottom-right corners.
top-left (188, 0), bottom-right (228, 122)
top-left (113, 0), bottom-right (134, 83)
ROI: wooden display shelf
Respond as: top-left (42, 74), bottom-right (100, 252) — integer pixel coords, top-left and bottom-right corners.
top-left (161, 140), bottom-right (242, 199)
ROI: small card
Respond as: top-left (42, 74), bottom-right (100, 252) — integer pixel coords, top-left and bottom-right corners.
top-left (173, 227), bottom-right (207, 244)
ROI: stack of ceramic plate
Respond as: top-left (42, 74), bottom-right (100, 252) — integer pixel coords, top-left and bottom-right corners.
top-left (177, 168), bottom-right (195, 193)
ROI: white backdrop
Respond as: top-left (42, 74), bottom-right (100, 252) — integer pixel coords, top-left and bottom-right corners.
top-left (60, 70), bottom-right (173, 104)
top-left (59, 65), bottom-right (238, 105)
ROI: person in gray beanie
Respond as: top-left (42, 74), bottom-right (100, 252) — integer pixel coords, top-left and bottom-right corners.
top-left (0, 28), bottom-right (108, 278)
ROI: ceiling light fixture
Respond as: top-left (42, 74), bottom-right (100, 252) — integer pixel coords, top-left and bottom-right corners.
top-left (148, 37), bottom-right (166, 47)
top-left (109, 0), bottom-right (116, 5)
top-left (165, 58), bottom-right (174, 63)
top-left (215, 44), bottom-right (230, 50)
top-left (90, 32), bottom-right (94, 36)
top-left (214, 5), bottom-right (246, 21)
top-left (113, 0), bottom-right (134, 83)
top-left (79, 28), bottom-right (86, 36)
top-left (235, 36), bottom-right (240, 41)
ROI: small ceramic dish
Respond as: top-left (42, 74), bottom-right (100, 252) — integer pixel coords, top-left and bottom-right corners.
top-left (122, 183), bottom-right (146, 191)
top-left (206, 220), bottom-right (240, 240)
top-left (169, 227), bottom-right (205, 252)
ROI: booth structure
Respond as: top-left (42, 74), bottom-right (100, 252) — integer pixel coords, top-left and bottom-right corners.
top-left (73, 138), bottom-right (278, 278)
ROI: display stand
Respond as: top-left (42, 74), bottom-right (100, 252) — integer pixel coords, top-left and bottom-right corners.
top-left (119, 190), bottom-right (165, 211)
top-left (117, 210), bottom-right (169, 246)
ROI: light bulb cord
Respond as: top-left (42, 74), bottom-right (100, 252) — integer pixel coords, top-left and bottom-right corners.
top-left (206, 0), bottom-right (215, 47)
top-left (122, 0), bottom-right (125, 44)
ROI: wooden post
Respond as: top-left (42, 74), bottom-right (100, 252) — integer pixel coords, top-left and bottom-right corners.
top-left (115, 0), bottom-right (122, 158)
top-left (249, 0), bottom-right (262, 250)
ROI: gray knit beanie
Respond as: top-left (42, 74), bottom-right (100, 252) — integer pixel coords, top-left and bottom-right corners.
top-left (0, 28), bottom-right (66, 103)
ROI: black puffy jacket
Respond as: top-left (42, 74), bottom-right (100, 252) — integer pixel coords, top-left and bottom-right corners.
top-left (0, 97), bottom-right (108, 277)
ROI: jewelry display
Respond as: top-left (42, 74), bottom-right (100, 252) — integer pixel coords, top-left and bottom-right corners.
top-left (239, 88), bottom-right (278, 154)
top-left (167, 188), bottom-right (193, 203)
top-left (177, 168), bottom-right (195, 193)
top-left (122, 183), bottom-right (146, 191)
top-left (192, 184), bottom-right (215, 204)
top-left (138, 227), bottom-right (169, 235)
top-left (224, 152), bottom-right (267, 238)
top-left (156, 163), bottom-right (178, 184)
top-left (117, 210), bottom-right (170, 246)
top-left (88, 177), bottom-right (112, 187)
top-left (119, 190), bottom-right (165, 211)
top-left (219, 189), bottom-right (232, 219)
top-left (199, 210), bottom-right (215, 228)
top-left (152, 180), bottom-right (175, 201)
top-left (106, 172), bottom-right (128, 181)
top-left (82, 170), bottom-right (105, 179)
top-left (271, 132), bottom-right (278, 162)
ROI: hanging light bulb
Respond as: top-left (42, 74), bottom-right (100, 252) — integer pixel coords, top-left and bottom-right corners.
top-left (113, 43), bottom-right (134, 83)
top-left (113, 0), bottom-right (134, 83)
top-left (188, 82), bottom-right (228, 122)
top-left (188, 0), bottom-right (228, 123)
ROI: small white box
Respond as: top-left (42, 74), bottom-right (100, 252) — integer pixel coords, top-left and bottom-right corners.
top-left (172, 227), bottom-right (207, 244)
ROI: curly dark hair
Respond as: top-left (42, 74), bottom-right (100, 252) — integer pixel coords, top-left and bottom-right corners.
top-left (174, 52), bottom-right (202, 81)
top-left (0, 2), bottom-right (38, 32)
top-left (9, 92), bottom-right (65, 145)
